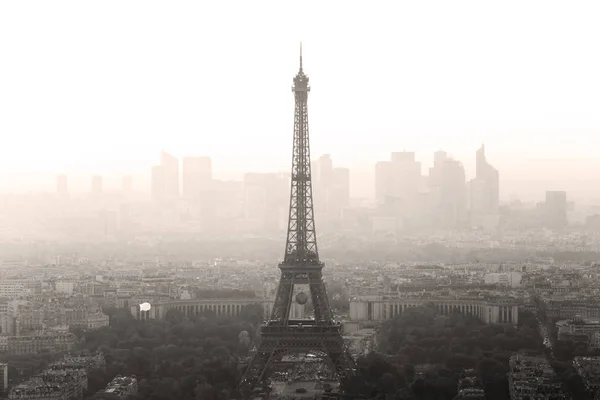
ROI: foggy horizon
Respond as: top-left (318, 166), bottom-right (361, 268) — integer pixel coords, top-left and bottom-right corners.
top-left (2, 3), bottom-right (600, 398)
top-left (5, 156), bottom-right (600, 203)
top-left (1, 1), bottom-right (600, 202)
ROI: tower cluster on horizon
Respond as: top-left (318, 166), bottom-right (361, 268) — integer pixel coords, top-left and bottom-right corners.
top-left (375, 145), bottom-right (500, 231)
top-left (151, 152), bottom-right (212, 201)
top-left (55, 174), bottom-right (133, 199)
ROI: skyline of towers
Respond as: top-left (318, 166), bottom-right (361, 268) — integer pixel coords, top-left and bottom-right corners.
top-left (152, 152), bottom-right (212, 201)
top-left (52, 146), bottom-right (498, 209)
top-left (374, 146), bottom-right (499, 229)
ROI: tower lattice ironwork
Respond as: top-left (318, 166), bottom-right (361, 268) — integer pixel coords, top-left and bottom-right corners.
top-left (239, 45), bottom-right (357, 396)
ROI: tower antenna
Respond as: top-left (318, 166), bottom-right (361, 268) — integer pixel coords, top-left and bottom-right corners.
top-left (299, 41), bottom-right (303, 72)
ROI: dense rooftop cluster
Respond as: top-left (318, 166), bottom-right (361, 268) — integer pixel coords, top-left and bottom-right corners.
top-left (8, 353), bottom-right (105, 400)
top-left (508, 353), bottom-right (569, 400)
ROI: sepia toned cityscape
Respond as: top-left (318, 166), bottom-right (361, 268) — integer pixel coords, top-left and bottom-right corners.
top-left (2, 2), bottom-right (600, 400)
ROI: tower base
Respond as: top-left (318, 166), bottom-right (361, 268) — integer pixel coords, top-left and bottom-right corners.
top-left (240, 320), bottom-right (356, 397)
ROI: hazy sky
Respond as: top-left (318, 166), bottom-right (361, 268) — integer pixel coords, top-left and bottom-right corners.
top-left (1, 1), bottom-right (599, 198)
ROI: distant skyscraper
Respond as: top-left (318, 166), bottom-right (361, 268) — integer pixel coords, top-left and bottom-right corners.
top-left (428, 151), bottom-right (448, 188)
top-left (313, 155), bottom-right (350, 221)
top-left (375, 152), bottom-right (421, 212)
top-left (91, 175), bottom-right (103, 196)
top-left (390, 151), bottom-right (421, 207)
top-left (182, 156), bottom-right (212, 197)
top-left (469, 145), bottom-right (500, 227)
top-left (441, 159), bottom-right (468, 227)
top-left (56, 174), bottom-right (68, 195)
top-left (428, 154), bottom-right (468, 229)
top-left (151, 151), bottom-right (180, 201)
top-left (545, 190), bottom-right (567, 229)
top-left (122, 175), bottom-right (133, 194)
top-left (161, 151), bottom-right (180, 198)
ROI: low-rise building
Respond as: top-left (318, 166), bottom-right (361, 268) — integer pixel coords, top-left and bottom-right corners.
top-left (508, 353), bottom-right (568, 400)
top-left (573, 357), bottom-right (600, 398)
top-left (556, 319), bottom-right (600, 348)
top-left (98, 375), bottom-right (138, 399)
top-left (0, 333), bottom-right (76, 355)
top-left (349, 292), bottom-right (519, 324)
top-left (7, 353), bottom-right (103, 399)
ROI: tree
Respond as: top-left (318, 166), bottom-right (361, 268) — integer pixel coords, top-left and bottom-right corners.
top-left (239, 304), bottom-right (263, 326)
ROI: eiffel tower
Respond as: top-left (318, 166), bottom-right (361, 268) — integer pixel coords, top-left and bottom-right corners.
top-left (239, 45), bottom-right (357, 396)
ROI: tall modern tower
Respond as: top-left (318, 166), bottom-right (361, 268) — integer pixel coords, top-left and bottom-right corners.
top-left (239, 46), bottom-right (357, 397)
top-left (151, 152), bottom-right (180, 201)
top-left (469, 144), bottom-right (500, 228)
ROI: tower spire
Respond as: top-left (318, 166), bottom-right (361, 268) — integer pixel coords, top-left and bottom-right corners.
top-left (299, 41), bottom-right (303, 73)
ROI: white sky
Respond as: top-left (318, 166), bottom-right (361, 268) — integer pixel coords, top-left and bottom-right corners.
top-left (1, 1), bottom-right (599, 198)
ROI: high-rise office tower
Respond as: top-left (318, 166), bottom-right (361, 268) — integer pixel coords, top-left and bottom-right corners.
top-left (91, 175), bottom-right (103, 196)
top-left (442, 159), bottom-right (468, 228)
top-left (375, 152), bottom-right (421, 212)
top-left (56, 174), bottom-right (68, 196)
top-left (161, 151), bottom-right (180, 198)
top-left (151, 151), bottom-right (180, 201)
top-left (429, 154), bottom-right (468, 228)
top-left (545, 190), bottom-right (567, 229)
top-left (469, 145), bottom-right (500, 227)
top-left (428, 151), bottom-right (448, 187)
top-left (390, 151), bottom-right (421, 207)
top-left (182, 156), bottom-right (212, 198)
top-left (314, 154), bottom-right (350, 219)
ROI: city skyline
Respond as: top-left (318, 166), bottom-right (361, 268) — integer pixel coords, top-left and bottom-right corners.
top-left (1, 2), bottom-right (599, 399)
top-left (1, 1), bottom-right (600, 200)
top-left (0, 147), bottom-right (593, 204)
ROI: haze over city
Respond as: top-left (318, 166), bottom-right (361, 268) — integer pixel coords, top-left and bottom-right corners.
top-left (1, 1), bottom-right (600, 201)
top-left (4, 2), bottom-right (600, 400)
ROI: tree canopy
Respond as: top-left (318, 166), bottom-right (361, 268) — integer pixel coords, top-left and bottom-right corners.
top-left (81, 306), bottom-right (263, 400)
